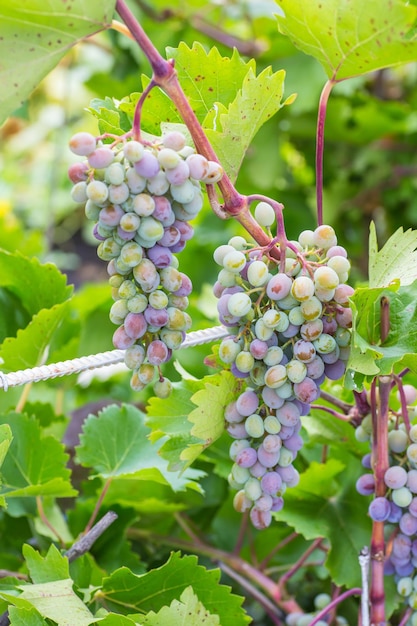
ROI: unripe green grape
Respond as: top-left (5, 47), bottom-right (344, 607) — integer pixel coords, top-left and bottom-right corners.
top-left (285, 258), bottom-right (301, 276)
top-left (213, 244), bottom-right (236, 265)
top-left (335, 327), bottom-right (351, 347)
top-left (397, 577), bottom-right (413, 596)
top-left (392, 486), bottom-right (413, 508)
top-left (277, 293), bottom-right (298, 310)
top-left (408, 443), bottom-right (417, 463)
top-left (126, 167), bottom-right (147, 193)
top-left (160, 266), bottom-right (182, 292)
top-left (124, 345), bottom-right (145, 369)
top-left (254, 201), bottom-right (275, 227)
top-left (327, 255), bottom-right (351, 276)
top-left (229, 439), bottom-right (251, 461)
top-left (263, 346), bottom-right (284, 366)
top-left (264, 415), bottom-right (281, 434)
top-left (124, 140), bottom-right (145, 163)
top-left (231, 463), bottom-right (251, 485)
top-left (127, 294), bottom-right (148, 313)
top-left (148, 290), bottom-right (169, 309)
top-left (244, 477), bottom-right (263, 501)
top-left (314, 265), bottom-right (340, 289)
top-left (167, 307), bottom-right (190, 331)
top-left (254, 319), bottom-right (274, 341)
top-left (157, 147), bottom-right (181, 169)
top-left (105, 162), bottom-right (125, 185)
top-left (262, 309), bottom-right (287, 330)
top-left (71, 181), bottom-right (88, 203)
top-left (159, 328), bottom-right (184, 350)
top-left (168, 295), bottom-right (189, 310)
top-left (314, 333), bottom-right (337, 354)
top-left (219, 338), bottom-right (242, 363)
top-left (222, 250), bottom-right (247, 274)
top-left (278, 448), bottom-right (294, 467)
top-left (275, 381), bottom-right (294, 399)
top-left (109, 274), bottom-right (124, 288)
top-left (247, 260), bottom-right (269, 286)
top-left (85, 200), bottom-right (101, 220)
top-left (245, 413), bottom-right (265, 438)
top-left (314, 593), bottom-right (332, 610)
top-left (250, 363), bottom-right (267, 386)
top-left (138, 363), bottom-right (156, 385)
top-left (288, 306), bottom-right (305, 326)
top-left (201, 160), bottom-right (223, 184)
top-left (235, 350), bottom-right (255, 373)
top-left (120, 212), bottom-right (141, 232)
top-left (138, 216), bottom-right (164, 242)
top-left (97, 238), bottom-right (121, 261)
top-left (388, 429), bottom-right (408, 453)
top-left (313, 224), bottom-right (337, 249)
top-left (300, 296), bottom-right (322, 320)
top-left (227, 292), bottom-right (252, 317)
top-left (86, 179), bottom-right (109, 205)
top-left (410, 425), bottom-right (417, 443)
top-left (118, 280), bottom-right (137, 299)
top-left (286, 359), bottom-right (307, 384)
top-left (233, 489), bottom-right (252, 513)
top-left (264, 364), bottom-right (287, 389)
top-left (109, 299), bottom-right (129, 324)
top-left (228, 235), bottom-right (247, 251)
top-left (130, 370), bottom-right (146, 392)
top-left (133, 193), bottom-right (155, 217)
top-left (291, 275), bottom-right (315, 301)
top-left (298, 229), bottom-right (315, 247)
top-left (170, 180), bottom-right (195, 203)
top-left (153, 377), bottom-right (173, 399)
top-left (119, 241), bottom-right (143, 267)
top-left (355, 425), bottom-right (370, 442)
top-left (217, 268), bottom-right (237, 287)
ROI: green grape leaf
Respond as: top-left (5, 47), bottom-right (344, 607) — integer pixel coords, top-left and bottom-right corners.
top-left (12, 579), bottom-right (97, 626)
top-left (369, 222), bottom-right (417, 288)
top-left (0, 424), bottom-right (12, 507)
top-left (276, 0), bottom-right (417, 81)
top-left (146, 373), bottom-right (237, 472)
top-left (8, 605), bottom-right (49, 626)
top-left (205, 67), bottom-right (289, 181)
top-left (141, 586), bottom-right (220, 625)
top-left (274, 459), bottom-right (371, 587)
top-left (0, 0), bottom-right (116, 124)
top-left (0, 413), bottom-right (76, 500)
top-left (23, 544), bottom-right (69, 584)
top-left (0, 251), bottom-right (72, 317)
top-left (76, 404), bottom-right (204, 492)
top-left (95, 616), bottom-right (138, 626)
top-left (100, 552), bottom-right (250, 625)
top-left (0, 302), bottom-right (70, 371)
top-left (347, 281), bottom-right (417, 386)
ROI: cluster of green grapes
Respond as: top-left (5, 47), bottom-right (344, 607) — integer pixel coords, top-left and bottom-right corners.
top-left (285, 592), bottom-right (348, 625)
top-left (356, 384), bottom-right (417, 622)
top-left (214, 203), bottom-right (353, 528)
top-left (68, 129), bottom-right (222, 396)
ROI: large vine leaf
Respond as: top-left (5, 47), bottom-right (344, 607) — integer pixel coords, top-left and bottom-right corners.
top-left (347, 281), bottom-right (417, 386)
top-left (205, 67), bottom-right (290, 181)
top-left (100, 552), bottom-right (250, 625)
top-left (276, 0), bottom-right (417, 80)
top-left (146, 373), bottom-right (237, 473)
top-left (368, 223), bottom-right (417, 288)
top-left (75, 404), bottom-right (204, 493)
top-left (274, 459), bottom-right (371, 588)
top-left (0, 413), bottom-right (76, 500)
top-left (140, 587), bottom-right (220, 626)
top-left (0, 0), bottom-right (116, 123)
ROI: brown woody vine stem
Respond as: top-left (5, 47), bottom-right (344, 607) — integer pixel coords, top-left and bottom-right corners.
top-left (115, 0), bottom-right (280, 255)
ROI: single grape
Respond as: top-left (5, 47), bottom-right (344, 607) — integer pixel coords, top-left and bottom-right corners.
top-left (69, 132), bottom-right (96, 156)
top-left (254, 201), bottom-right (275, 227)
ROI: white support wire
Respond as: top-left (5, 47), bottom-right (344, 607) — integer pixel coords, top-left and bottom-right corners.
top-left (0, 325), bottom-right (230, 391)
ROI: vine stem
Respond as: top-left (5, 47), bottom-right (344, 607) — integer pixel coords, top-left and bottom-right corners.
top-left (278, 538), bottom-right (324, 592)
top-left (316, 79), bottom-right (335, 226)
top-left (84, 477), bottom-right (113, 534)
top-left (309, 587), bottom-right (362, 626)
top-left (36, 496), bottom-right (66, 547)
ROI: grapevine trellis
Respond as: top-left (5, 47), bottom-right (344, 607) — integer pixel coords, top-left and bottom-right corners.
top-left (0, 325), bottom-right (229, 392)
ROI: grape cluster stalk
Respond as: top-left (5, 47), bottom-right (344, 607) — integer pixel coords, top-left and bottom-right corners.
top-left (356, 385), bottom-right (417, 623)
top-left (214, 204), bottom-right (353, 529)
top-left (69, 129), bottom-right (222, 397)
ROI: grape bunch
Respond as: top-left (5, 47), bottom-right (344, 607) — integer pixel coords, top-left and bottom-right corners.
top-left (69, 129), bottom-right (222, 396)
top-left (214, 208), bottom-right (353, 529)
top-left (356, 385), bottom-right (417, 622)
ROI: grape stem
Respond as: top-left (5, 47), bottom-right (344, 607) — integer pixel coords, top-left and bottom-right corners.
top-left (278, 537), bottom-right (325, 592)
top-left (394, 375), bottom-right (411, 434)
top-left (308, 587), bottom-right (362, 626)
top-left (132, 78), bottom-right (157, 141)
top-left (316, 79), bottom-right (335, 226)
top-left (114, 0), bottom-right (281, 253)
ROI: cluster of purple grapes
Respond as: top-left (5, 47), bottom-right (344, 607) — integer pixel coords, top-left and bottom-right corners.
top-left (214, 213), bottom-right (353, 529)
top-left (356, 385), bottom-right (417, 619)
top-left (69, 129), bottom-right (222, 396)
